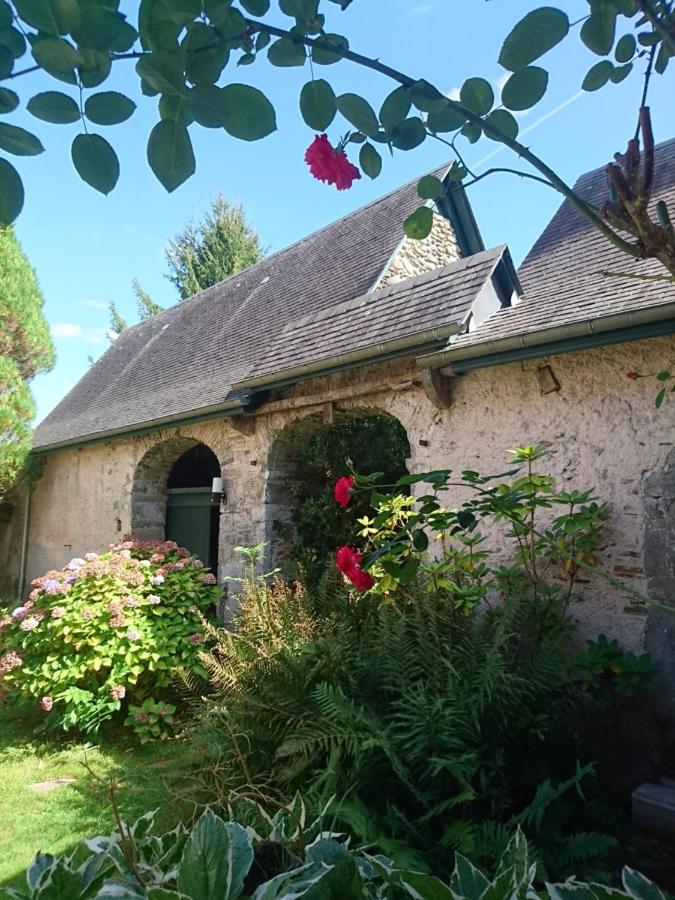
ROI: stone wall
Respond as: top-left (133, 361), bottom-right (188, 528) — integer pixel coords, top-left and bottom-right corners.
top-left (376, 213), bottom-right (460, 289)
top-left (8, 334), bottom-right (674, 662)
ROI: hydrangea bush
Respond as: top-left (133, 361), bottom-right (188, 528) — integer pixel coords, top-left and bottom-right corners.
top-left (0, 537), bottom-right (220, 735)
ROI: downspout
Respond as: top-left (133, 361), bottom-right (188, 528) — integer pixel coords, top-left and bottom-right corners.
top-left (18, 487), bottom-right (31, 600)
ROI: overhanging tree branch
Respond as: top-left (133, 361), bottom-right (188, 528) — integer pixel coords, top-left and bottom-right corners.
top-left (245, 19), bottom-right (642, 260)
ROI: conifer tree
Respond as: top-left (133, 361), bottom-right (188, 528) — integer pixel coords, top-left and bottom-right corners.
top-left (0, 227), bottom-right (54, 498)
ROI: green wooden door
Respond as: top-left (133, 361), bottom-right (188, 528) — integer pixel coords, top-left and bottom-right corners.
top-left (165, 488), bottom-right (215, 567)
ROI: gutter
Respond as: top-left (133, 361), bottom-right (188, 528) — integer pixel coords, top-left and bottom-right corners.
top-left (233, 321), bottom-right (462, 392)
top-left (18, 488), bottom-right (31, 599)
top-left (32, 394), bottom-right (252, 456)
top-left (418, 301), bottom-right (675, 372)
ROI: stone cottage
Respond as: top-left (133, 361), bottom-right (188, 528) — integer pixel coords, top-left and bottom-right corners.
top-left (2, 138), bottom-right (674, 702)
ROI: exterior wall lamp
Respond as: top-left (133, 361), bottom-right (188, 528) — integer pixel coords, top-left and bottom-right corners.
top-left (211, 477), bottom-right (225, 505)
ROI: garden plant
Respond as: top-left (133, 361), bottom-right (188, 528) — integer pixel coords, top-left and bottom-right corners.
top-left (3, 802), bottom-right (669, 900)
top-left (177, 445), bottom-right (655, 879)
top-left (0, 536), bottom-right (220, 737)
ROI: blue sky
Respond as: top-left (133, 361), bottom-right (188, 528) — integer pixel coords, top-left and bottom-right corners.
top-left (12, 0), bottom-right (671, 423)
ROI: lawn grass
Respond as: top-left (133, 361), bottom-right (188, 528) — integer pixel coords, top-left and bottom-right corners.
top-left (0, 702), bottom-right (196, 890)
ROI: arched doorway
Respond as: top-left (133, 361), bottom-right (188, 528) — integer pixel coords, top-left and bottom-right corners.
top-left (265, 409), bottom-right (410, 577)
top-left (131, 438), bottom-right (222, 572)
top-left (166, 444), bottom-right (221, 571)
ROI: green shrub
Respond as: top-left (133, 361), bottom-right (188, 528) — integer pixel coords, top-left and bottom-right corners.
top-left (4, 803), bottom-right (666, 900)
top-left (0, 537), bottom-right (220, 735)
top-left (182, 448), bottom-right (655, 878)
top-left (192, 569), bottom-right (625, 878)
top-left (277, 414), bottom-right (410, 579)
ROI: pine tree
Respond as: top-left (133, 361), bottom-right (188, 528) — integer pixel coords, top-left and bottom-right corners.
top-left (0, 227), bottom-right (54, 499)
top-left (107, 196), bottom-right (262, 338)
top-left (132, 278), bottom-right (163, 320)
top-left (166, 195), bottom-right (263, 300)
top-left (107, 301), bottom-right (128, 336)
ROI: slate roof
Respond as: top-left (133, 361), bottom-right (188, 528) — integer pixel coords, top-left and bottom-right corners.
top-left (33, 167), bottom-right (468, 450)
top-left (235, 246), bottom-right (509, 388)
top-left (436, 137), bottom-right (675, 360)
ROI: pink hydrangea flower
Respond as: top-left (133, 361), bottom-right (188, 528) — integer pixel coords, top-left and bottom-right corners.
top-left (150, 574), bottom-right (165, 586)
top-left (12, 606), bottom-right (28, 622)
top-left (110, 685), bottom-right (126, 701)
top-left (139, 559), bottom-right (151, 568)
top-left (0, 651), bottom-right (23, 673)
top-left (193, 560), bottom-right (204, 569)
top-left (85, 552), bottom-right (99, 562)
top-left (81, 607), bottom-right (96, 621)
top-left (20, 616), bottom-right (42, 631)
top-left (200, 573), bottom-right (217, 585)
top-left (188, 633), bottom-right (204, 645)
top-left (146, 594), bottom-right (161, 605)
top-left (126, 629), bottom-right (140, 641)
top-left (51, 607), bottom-right (66, 618)
top-left (66, 558), bottom-right (85, 571)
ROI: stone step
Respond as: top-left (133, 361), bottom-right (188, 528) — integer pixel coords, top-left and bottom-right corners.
top-left (632, 782), bottom-right (675, 840)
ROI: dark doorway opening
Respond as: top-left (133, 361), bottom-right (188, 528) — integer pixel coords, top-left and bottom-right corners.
top-left (165, 444), bottom-right (221, 571)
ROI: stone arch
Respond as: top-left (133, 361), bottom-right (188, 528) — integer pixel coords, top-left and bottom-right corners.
top-left (131, 436), bottom-right (223, 571)
top-left (264, 405), bottom-right (411, 572)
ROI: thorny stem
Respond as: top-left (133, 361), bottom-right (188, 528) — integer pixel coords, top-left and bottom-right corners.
top-left (1, 15), bottom-right (643, 263)
top-left (463, 167), bottom-right (553, 190)
top-left (243, 20), bottom-right (642, 260)
top-left (636, 44), bottom-right (657, 139)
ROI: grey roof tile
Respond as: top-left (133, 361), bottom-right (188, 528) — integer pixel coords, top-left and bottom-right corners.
top-left (33, 169), bottom-right (449, 449)
top-left (446, 137), bottom-right (675, 354)
top-left (235, 246), bottom-right (507, 386)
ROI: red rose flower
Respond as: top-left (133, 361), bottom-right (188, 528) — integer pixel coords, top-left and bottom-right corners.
top-left (347, 566), bottom-right (375, 591)
top-left (334, 475), bottom-right (354, 508)
top-left (626, 371), bottom-right (639, 380)
top-left (336, 545), bottom-right (375, 591)
top-left (305, 134), bottom-right (361, 191)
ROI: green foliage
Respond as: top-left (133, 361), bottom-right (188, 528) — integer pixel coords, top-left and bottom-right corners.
top-left (278, 415), bottom-right (409, 579)
top-left (165, 193), bottom-right (263, 300)
top-left (570, 634), bottom-right (656, 697)
top-left (6, 807), bottom-right (666, 900)
top-left (108, 194), bottom-right (260, 336)
top-left (0, 536), bottom-right (220, 734)
top-left (180, 447), bottom-right (657, 879)
top-left (186, 582), bottom-right (621, 875)
top-left (132, 277), bottom-right (164, 320)
top-left (353, 444), bottom-right (610, 604)
top-left (107, 299), bottom-right (127, 336)
top-left (625, 365), bottom-right (675, 409)
top-left (0, 1), bottom-right (671, 278)
top-left (124, 696), bottom-right (178, 743)
top-left (0, 226), bottom-right (53, 499)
